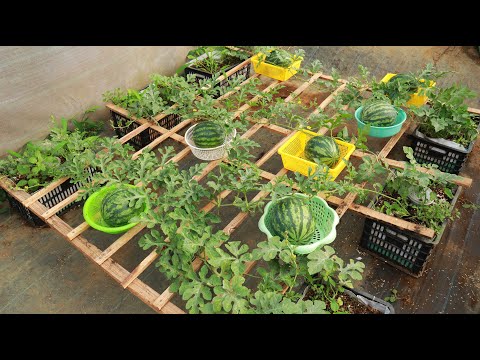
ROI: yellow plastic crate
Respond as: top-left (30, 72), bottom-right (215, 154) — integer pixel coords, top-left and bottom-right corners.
top-left (381, 73), bottom-right (435, 107)
top-left (278, 130), bottom-right (356, 180)
top-left (251, 53), bottom-right (303, 81)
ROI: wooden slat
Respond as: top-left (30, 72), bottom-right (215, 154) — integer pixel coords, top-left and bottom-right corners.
top-left (67, 221), bottom-right (91, 241)
top-left (118, 123), bottom-right (151, 144)
top-left (318, 73), bottom-right (348, 84)
top-left (351, 150), bottom-right (473, 188)
top-left (22, 177), bottom-right (69, 207)
top-left (121, 249), bottom-right (160, 288)
top-left (468, 107), bottom-right (480, 115)
top-left (41, 191), bottom-right (80, 219)
top-left (95, 223), bottom-right (146, 264)
top-left (215, 57), bottom-right (252, 84)
top-left (326, 195), bottom-right (435, 238)
top-left (216, 73), bottom-right (260, 101)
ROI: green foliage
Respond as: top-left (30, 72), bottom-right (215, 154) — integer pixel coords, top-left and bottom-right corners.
top-left (384, 289), bottom-right (398, 303)
top-left (255, 48), bottom-right (305, 69)
top-left (411, 85), bottom-right (478, 146)
top-left (0, 110), bottom-right (105, 192)
top-left (187, 46), bottom-right (250, 75)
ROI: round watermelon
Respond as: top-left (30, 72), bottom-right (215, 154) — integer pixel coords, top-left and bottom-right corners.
top-left (101, 188), bottom-right (145, 227)
top-left (191, 122), bottom-right (226, 148)
top-left (386, 73), bottom-right (418, 100)
top-left (268, 196), bottom-right (316, 246)
top-left (361, 100), bottom-right (398, 127)
top-left (304, 136), bottom-right (340, 167)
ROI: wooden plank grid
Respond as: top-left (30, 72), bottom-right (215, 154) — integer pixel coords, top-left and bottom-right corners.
top-left (1, 65), bottom-right (477, 314)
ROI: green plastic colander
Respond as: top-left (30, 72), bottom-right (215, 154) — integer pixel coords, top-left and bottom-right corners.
top-left (83, 184), bottom-right (148, 235)
top-left (258, 193), bottom-right (339, 255)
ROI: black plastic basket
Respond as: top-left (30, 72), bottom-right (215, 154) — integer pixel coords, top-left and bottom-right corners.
top-left (6, 167), bottom-right (96, 227)
top-left (110, 111), bottom-right (182, 151)
top-left (359, 185), bottom-right (462, 277)
top-left (410, 115), bottom-right (480, 174)
top-left (185, 60), bottom-right (251, 98)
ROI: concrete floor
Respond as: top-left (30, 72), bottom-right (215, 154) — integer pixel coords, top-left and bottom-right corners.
top-left (1, 46), bottom-right (479, 314)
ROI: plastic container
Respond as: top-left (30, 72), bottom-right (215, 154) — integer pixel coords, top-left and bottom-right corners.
top-left (359, 184), bottom-right (462, 277)
top-left (381, 73), bottom-right (435, 107)
top-left (258, 193), bottom-right (340, 255)
top-left (278, 130), bottom-right (355, 180)
top-left (6, 167), bottom-right (96, 227)
top-left (410, 115), bottom-right (480, 174)
top-left (110, 110), bottom-right (182, 151)
top-left (83, 184), bottom-right (148, 235)
top-left (251, 53), bottom-right (303, 81)
top-left (185, 124), bottom-right (236, 161)
top-left (355, 106), bottom-right (407, 138)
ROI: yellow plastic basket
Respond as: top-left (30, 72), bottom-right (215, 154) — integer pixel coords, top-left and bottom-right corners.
top-left (381, 73), bottom-right (435, 107)
top-left (251, 53), bottom-right (303, 81)
top-left (278, 130), bottom-right (356, 180)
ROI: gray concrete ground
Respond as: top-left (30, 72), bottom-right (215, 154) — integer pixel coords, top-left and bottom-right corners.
top-left (1, 46), bottom-right (479, 314)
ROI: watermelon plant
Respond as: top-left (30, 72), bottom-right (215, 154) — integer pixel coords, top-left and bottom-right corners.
top-left (185, 46), bottom-right (250, 75)
top-left (410, 84), bottom-right (478, 147)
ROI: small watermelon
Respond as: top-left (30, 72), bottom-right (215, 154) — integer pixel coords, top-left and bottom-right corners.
top-left (304, 136), bottom-right (340, 167)
top-left (361, 100), bottom-right (398, 127)
top-left (386, 73), bottom-right (418, 100)
top-left (101, 188), bottom-right (145, 227)
top-left (268, 196), bottom-right (316, 245)
top-left (191, 122), bottom-right (226, 148)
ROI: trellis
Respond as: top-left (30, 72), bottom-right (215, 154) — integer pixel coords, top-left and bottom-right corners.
top-left (1, 56), bottom-right (476, 314)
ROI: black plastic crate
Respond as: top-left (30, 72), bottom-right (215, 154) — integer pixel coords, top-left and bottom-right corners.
top-left (110, 111), bottom-right (182, 151)
top-left (6, 167), bottom-right (96, 227)
top-left (359, 185), bottom-right (462, 277)
top-left (185, 60), bottom-right (251, 98)
top-left (410, 115), bottom-right (480, 174)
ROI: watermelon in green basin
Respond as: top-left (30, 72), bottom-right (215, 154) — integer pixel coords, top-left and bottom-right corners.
top-left (191, 122), bottom-right (226, 148)
top-left (304, 136), bottom-right (340, 167)
top-left (101, 188), bottom-right (145, 227)
top-left (268, 196), bottom-right (316, 246)
top-left (361, 100), bottom-right (398, 127)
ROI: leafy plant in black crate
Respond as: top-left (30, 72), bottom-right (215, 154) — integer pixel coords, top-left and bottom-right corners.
top-left (352, 147), bottom-right (461, 233)
top-left (0, 110), bottom-right (104, 193)
top-left (410, 84), bottom-right (478, 147)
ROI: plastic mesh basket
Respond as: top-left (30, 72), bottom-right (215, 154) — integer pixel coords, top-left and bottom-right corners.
top-left (258, 193), bottom-right (340, 255)
top-left (185, 125), bottom-right (237, 161)
top-left (278, 130), bottom-right (355, 180)
top-left (83, 184), bottom-right (148, 234)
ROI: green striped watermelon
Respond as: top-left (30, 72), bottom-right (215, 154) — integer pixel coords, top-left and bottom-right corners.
top-left (304, 136), bottom-right (340, 167)
top-left (361, 100), bottom-right (398, 126)
top-left (101, 188), bottom-right (145, 227)
top-left (268, 196), bottom-right (316, 245)
top-left (191, 122), bottom-right (226, 148)
top-left (386, 73), bottom-right (418, 100)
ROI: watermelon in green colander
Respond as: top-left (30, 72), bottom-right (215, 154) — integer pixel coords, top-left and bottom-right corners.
top-left (304, 136), bottom-right (340, 168)
top-left (101, 188), bottom-right (145, 227)
top-left (268, 196), bottom-right (316, 246)
top-left (361, 100), bottom-right (398, 127)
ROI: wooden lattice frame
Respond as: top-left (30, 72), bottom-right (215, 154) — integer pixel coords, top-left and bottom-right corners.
top-left (1, 57), bottom-right (477, 314)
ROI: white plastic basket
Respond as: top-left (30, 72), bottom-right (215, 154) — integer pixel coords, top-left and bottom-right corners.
top-left (185, 124), bottom-right (237, 161)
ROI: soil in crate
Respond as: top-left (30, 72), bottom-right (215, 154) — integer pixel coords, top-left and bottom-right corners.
top-left (303, 288), bottom-right (382, 314)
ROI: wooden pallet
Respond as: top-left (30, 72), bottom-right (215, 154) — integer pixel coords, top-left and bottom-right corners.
top-left (1, 62), bottom-right (476, 314)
